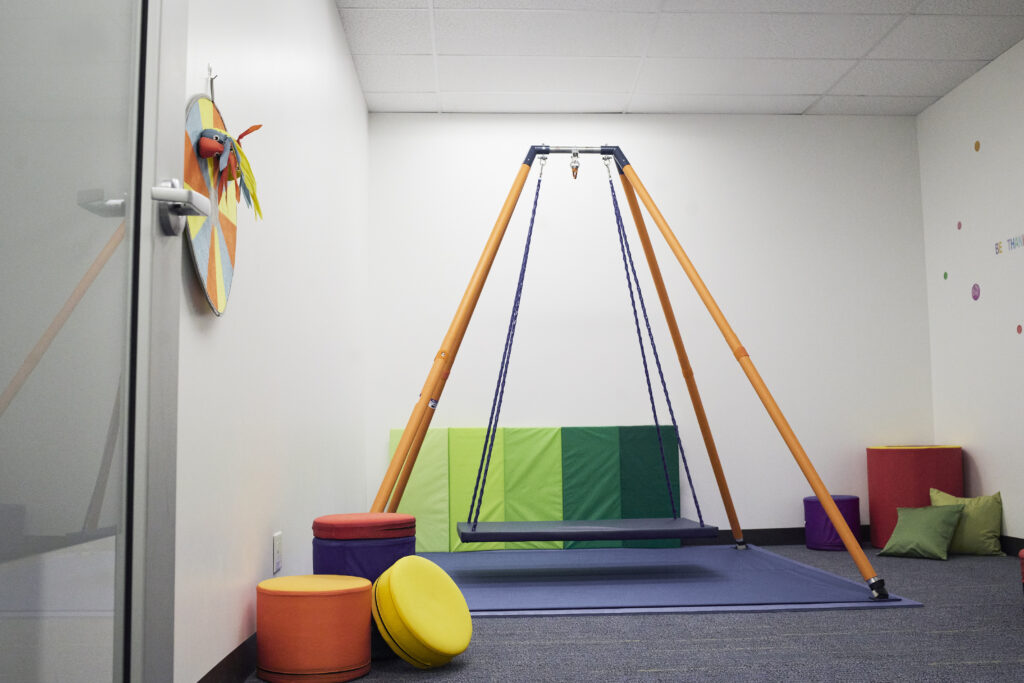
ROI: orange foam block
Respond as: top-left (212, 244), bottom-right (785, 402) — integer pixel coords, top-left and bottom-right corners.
top-left (257, 575), bottom-right (372, 683)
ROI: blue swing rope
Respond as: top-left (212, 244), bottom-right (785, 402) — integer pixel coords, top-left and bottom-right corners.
top-left (467, 161), bottom-right (545, 529)
top-left (468, 157), bottom-right (704, 529)
top-left (607, 171), bottom-right (703, 525)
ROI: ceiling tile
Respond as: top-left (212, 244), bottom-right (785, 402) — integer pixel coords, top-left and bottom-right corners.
top-left (662, 0), bottom-right (918, 13)
top-left (336, 1), bottom-right (1023, 114)
top-left (352, 54), bottom-right (436, 92)
top-left (636, 58), bottom-right (853, 94)
top-left (869, 15), bottom-right (1024, 60)
top-left (913, 0), bottom-right (1024, 15)
top-left (435, 0), bottom-right (662, 9)
top-left (648, 12), bottom-right (900, 59)
top-left (441, 91), bottom-right (630, 112)
top-left (365, 91), bottom-right (440, 112)
top-left (439, 56), bottom-right (638, 93)
top-left (627, 93), bottom-right (818, 113)
top-left (335, 0), bottom-right (428, 8)
top-left (433, 9), bottom-right (656, 57)
top-left (338, 9), bottom-right (433, 54)
top-left (805, 95), bottom-right (938, 115)
top-left (831, 59), bottom-right (986, 96)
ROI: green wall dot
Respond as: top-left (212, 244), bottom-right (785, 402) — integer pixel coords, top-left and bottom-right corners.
top-left (943, 272), bottom-right (948, 280)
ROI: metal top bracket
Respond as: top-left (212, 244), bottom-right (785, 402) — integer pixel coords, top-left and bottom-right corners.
top-left (524, 145), bottom-right (629, 171)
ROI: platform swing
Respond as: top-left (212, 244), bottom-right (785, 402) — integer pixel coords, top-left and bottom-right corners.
top-left (459, 153), bottom-right (713, 544)
top-left (373, 145), bottom-right (888, 600)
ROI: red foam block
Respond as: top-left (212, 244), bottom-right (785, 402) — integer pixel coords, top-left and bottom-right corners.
top-left (313, 512), bottom-right (416, 540)
top-left (866, 446), bottom-right (963, 549)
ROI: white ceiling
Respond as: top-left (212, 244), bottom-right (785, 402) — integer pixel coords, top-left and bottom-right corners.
top-left (335, 0), bottom-right (1024, 116)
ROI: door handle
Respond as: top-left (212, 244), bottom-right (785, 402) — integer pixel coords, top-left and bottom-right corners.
top-left (151, 179), bottom-right (210, 236)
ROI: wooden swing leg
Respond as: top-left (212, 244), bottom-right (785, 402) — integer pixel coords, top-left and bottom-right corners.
top-left (385, 373), bottom-right (447, 513)
top-left (617, 172), bottom-right (746, 548)
top-left (620, 164), bottom-right (887, 598)
top-left (371, 162), bottom-right (534, 513)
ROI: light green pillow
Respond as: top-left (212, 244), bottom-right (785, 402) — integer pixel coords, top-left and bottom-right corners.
top-left (879, 504), bottom-right (964, 560)
top-left (929, 488), bottom-right (1005, 556)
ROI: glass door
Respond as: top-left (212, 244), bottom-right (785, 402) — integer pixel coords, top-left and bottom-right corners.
top-left (0, 1), bottom-right (185, 680)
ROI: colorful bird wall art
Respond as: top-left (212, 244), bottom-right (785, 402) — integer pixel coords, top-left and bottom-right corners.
top-left (183, 94), bottom-right (261, 315)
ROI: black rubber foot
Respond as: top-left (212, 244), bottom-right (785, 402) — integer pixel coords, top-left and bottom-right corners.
top-left (868, 577), bottom-right (888, 600)
top-left (734, 539), bottom-right (748, 550)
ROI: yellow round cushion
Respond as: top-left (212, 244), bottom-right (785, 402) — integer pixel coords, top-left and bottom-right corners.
top-left (371, 555), bottom-right (471, 669)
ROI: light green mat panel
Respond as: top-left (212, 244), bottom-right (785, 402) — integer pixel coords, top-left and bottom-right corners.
top-left (388, 424), bottom-right (690, 552)
top-left (620, 425), bottom-right (681, 549)
top-left (503, 427), bottom-right (563, 550)
top-left (388, 428), bottom-right (449, 553)
top-left (448, 428), bottom-right (506, 552)
top-left (561, 427), bottom-right (623, 549)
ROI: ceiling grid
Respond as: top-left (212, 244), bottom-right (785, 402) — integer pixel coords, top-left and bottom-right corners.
top-left (337, 0), bottom-right (1024, 115)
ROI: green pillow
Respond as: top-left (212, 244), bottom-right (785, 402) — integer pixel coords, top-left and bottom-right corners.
top-left (879, 504), bottom-right (964, 560)
top-left (929, 488), bottom-right (1005, 556)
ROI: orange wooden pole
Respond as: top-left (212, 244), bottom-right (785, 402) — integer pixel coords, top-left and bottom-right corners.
top-left (616, 171), bottom-right (745, 546)
top-left (385, 374), bottom-right (445, 513)
top-left (371, 163), bottom-right (533, 513)
top-left (621, 163), bottom-right (885, 595)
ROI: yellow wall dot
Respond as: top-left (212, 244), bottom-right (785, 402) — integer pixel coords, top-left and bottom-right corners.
top-left (974, 140), bottom-right (981, 151)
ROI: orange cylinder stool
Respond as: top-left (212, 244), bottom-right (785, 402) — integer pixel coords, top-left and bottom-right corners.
top-left (257, 575), bottom-right (371, 683)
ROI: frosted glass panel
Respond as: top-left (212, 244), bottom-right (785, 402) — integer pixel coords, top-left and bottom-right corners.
top-left (0, 0), bottom-right (139, 679)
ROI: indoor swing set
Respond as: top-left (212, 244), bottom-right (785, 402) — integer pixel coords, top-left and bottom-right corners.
top-left (371, 145), bottom-right (889, 601)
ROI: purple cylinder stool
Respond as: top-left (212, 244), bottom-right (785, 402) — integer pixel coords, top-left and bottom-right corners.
top-left (312, 513), bottom-right (416, 659)
top-left (803, 495), bottom-right (861, 551)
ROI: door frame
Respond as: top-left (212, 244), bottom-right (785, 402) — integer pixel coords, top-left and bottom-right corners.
top-left (121, 0), bottom-right (188, 680)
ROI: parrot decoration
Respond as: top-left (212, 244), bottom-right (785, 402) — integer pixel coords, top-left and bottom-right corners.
top-left (197, 124), bottom-right (262, 220)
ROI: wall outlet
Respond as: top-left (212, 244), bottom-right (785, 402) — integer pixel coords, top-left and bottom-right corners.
top-left (272, 531), bottom-right (283, 574)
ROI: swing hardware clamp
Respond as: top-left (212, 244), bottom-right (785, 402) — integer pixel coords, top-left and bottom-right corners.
top-left (867, 576), bottom-right (888, 600)
top-left (524, 144), bottom-right (629, 170)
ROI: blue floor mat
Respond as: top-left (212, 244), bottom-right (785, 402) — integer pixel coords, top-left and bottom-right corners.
top-left (422, 544), bottom-right (919, 616)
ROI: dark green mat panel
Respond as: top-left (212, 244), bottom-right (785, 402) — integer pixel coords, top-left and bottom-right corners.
top-left (449, 428), bottom-right (505, 552)
top-left (503, 427), bottom-right (563, 550)
top-left (619, 425), bottom-right (681, 548)
top-left (561, 427), bottom-right (623, 549)
top-left (389, 428), bottom-right (449, 553)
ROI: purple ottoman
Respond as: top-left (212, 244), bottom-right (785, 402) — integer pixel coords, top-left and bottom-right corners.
top-left (312, 513), bottom-right (416, 659)
top-left (803, 495), bottom-right (861, 551)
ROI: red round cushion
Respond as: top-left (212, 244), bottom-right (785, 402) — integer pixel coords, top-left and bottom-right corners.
top-left (313, 512), bottom-right (416, 540)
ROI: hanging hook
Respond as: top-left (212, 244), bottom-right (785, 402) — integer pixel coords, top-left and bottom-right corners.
top-left (603, 155), bottom-right (613, 179)
top-left (207, 63), bottom-right (217, 101)
top-left (570, 148), bottom-right (580, 179)
top-left (538, 155), bottom-right (548, 179)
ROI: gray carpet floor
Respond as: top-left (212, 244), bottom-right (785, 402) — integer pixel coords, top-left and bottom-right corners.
top-left (247, 544), bottom-right (1024, 682)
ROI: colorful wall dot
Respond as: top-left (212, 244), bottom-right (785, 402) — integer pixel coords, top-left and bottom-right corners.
top-left (1018, 325), bottom-right (1022, 335)
top-left (943, 272), bottom-right (948, 280)
top-left (971, 283), bottom-right (981, 300)
top-left (974, 140), bottom-right (981, 151)
top-left (957, 221), bottom-right (962, 230)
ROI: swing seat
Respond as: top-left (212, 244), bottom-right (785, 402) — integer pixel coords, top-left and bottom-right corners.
top-left (456, 517), bottom-right (717, 543)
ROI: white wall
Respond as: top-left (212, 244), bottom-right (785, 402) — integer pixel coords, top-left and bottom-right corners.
top-left (177, 1), bottom-right (368, 680)
top-left (918, 39), bottom-right (1024, 539)
top-left (367, 114), bottom-right (933, 532)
